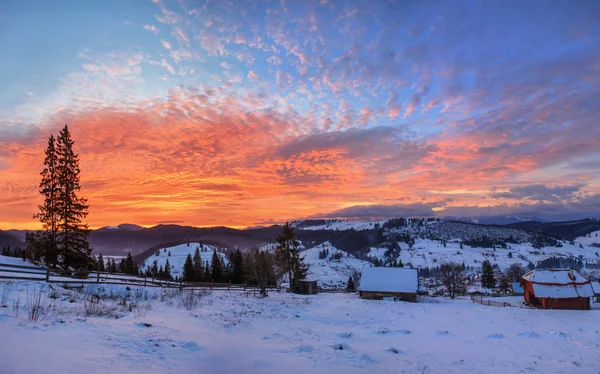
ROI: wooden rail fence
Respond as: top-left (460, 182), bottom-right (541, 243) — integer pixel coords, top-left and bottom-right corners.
top-left (0, 262), bottom-right (278, 291)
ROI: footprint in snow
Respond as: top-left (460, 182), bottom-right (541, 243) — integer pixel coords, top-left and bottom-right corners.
top-left (387, 348), bottom-right (406, 355)
top-left (337, 332), bottom-right (353, 338)
top-left (517, 331), bottom-right (541, 338)
top-left (180, 341), bottom-right (203, 351)
top-left (436, 330), bottom-right (452, 336)
top-left (398, 329), bottom-right (411, 335)
top-left (330, 343), bottom-right (351, 351)
top-left (376, 328), bottom-right (390, 334)
top-left (295, 344), bottom-right (313, 353)
top-left (486, 333), bottom-right (504, 339)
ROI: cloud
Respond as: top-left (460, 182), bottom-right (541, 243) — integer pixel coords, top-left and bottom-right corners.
top-left (490, 184), bottom-right (585, 202)
top-left (160, 39), bottom-right (172, 50)
top-left (144, 24), bottom-right (160, 34)
top-left (312, 203), bottom-right (435, 220)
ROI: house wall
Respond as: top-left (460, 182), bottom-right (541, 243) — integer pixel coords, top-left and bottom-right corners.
top-left (359, 291), bottom-right (417, 302)
top-left (540, 297), bottom-right (590, 310)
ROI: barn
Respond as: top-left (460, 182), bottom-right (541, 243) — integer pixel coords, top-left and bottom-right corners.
top-left (520, 269), bottom-right (594, 310)
top-left (358, 267), bottom-right (418, 302)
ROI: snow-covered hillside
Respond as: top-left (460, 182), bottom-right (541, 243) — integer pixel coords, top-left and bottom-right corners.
top-left (395, 238), bottom-right (600, 271)
top-left (300, 242), bottom-right (371, 288)
top-left (575, 230), bottom-right (600, 246)
top-left (141, 243), bottom-right (228, 276)
top-left (295, 220), bottom-right (385, 231)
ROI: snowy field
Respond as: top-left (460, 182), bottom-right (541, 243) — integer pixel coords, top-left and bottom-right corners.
top-left (300, 243), bottom-right (370, 288)
top-left (1, 280), bottom-right (600, 374)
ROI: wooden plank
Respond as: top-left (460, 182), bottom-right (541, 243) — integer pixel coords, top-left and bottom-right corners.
top-left (0, 268), bottom-right (52, 276)
top-left (0, 275), bottom-right (46, 281)
top-left (0, 263), bottom-right (47, 271)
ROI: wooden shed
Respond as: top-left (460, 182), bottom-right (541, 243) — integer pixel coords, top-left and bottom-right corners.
top-left (358, 267), bottom-right (418, 302)
top-left (294, 279), bottom-right (318, 294)
top-left (520, 269), bottom-right (593, 310)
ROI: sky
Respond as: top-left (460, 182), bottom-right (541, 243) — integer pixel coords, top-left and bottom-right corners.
top-left (1, 0), bottom-right (600, 229)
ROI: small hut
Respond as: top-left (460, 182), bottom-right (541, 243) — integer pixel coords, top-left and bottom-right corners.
top-left (294, 279), bottom-right (318, 294)
top-left (521, 269), bottom-right (593, 310)
top-left (358, 267), bottom-right (418, 302)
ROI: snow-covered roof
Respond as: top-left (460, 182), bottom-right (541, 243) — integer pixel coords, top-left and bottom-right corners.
top-left (592, 282), bottom-right (600, 296)
top-left (359, 267), bottom-right (418, 293)
top-left (522, 269), bottom-right (594, 299)
top-left (532, 283), bottom-right (594, 298)
top-left (522, 269), bottom-right (588, 284)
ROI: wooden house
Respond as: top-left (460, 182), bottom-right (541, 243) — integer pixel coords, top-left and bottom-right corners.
top-left (520, 269), bottom-right (593, 310)
top-left (358, 267), bottom-right (418, 302)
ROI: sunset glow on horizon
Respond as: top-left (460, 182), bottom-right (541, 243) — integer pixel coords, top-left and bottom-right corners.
top-left (1, 0), bottom-right (600, 230)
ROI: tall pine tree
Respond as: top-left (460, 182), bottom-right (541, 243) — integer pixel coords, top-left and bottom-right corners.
top-left (182, 254), bottom-right (195, 282)
top-left (33, 134), bottom-right (59, 266)
top-left (275, 222), bottom-right (307, 291)
top-left (230, 249), bottom-right (245, 284)
top-left (55, 125), bottom-right (91, 270)
top-left (97, 253), bottom-right (105, 272)
top-left (193, 247), bottom-right (203, 281)
top-left (481, 260), bottom-right (496, 289)
top-left (211, 249), bottom-right (223, 282)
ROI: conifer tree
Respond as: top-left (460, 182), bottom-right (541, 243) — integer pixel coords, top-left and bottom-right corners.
top-left (230, 249), bottom-right (245, 284)
top-left (275, 222), bottom-right (307, 291)
top-left (164, 258), bottom-right (172, 280)
top-left (124, 252), bottom-right (136, 275)
top-left (481, 260), bottom-right (496, 289)
top-left (55, 125), bottom-right (91, 270)
top-left (151, 260), bottom-right (159, 278)
top-left (33, 134), bottom-right (59, 266)
top-left (346, 276), bottom-right (356, 291)
top-left (204, 261), bottom-right (210, 281)
top-left (182, 254), bottom-right (195, 282)
top-left (97, 253), bottom-right (105, 272)
top-left (193, 247), bottom-right (203, 281)
top-left (158, 265), bottom-right (164, 279)
top-left (211, 249), bottom-right (223, 282)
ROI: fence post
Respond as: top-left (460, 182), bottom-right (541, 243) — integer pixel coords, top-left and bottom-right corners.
top-left (144, 276), bottom-right (147, 287)
top-left (46, 267), bottom-right (50, 282)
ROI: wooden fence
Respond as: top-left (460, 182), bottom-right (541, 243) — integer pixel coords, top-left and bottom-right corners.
top-left (471, 296), bottom-right (524, 308)
top-left (0, 262), bottom-right (277, 292)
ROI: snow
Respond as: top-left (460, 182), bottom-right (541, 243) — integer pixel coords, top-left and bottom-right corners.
top-left (0, 255), bottom-right (43, 267)
top-left (531, 283), bottom-right (595, 298)
top-left (592, 282), bottom-right (600, 295)
top-left (1, 280), bottom-right (600, 374)
top-left (359, 267), bottom-right (418, 293)
top-left (522, 269), bottom-right (588, 284)
top-left (396, 238), bottom-right (600, 271)
top-left (143, 243), bottom-right (228, 276)
top-left (297, 220), bottom-right (385, 231)
top-left (574, 230), bottom-right (600, 246)
top-left (299, 242), bottom-right (371, 288)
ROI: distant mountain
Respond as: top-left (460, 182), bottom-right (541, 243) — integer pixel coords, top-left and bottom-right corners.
top-left (444, 216), bottom-right (551, 225)
top-left (95, 223), bottom-right (145, 232)
top-left (505, 218), bottom-right (600, 241)
top-left (0, 230), bottom-right (25, 250)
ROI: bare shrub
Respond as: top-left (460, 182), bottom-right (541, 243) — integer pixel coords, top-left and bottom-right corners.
top-left (13, 298), bottom-right (22, 318)
top-left (26, 287), bottom-right (50, 322)
top-left (1, 281), bottom-right (14, 307)
top-left (83, 297), bottom-right (118, 317)
top-left (178, 290), bottom-right (199, 311)
top-left (132, 302), bottom-right (153, 318)
top-left (133, 287), bottom-right (145, 300)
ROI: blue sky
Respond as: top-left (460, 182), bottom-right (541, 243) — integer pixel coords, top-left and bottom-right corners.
top-left (1, 0), bottom-right (600, 228)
